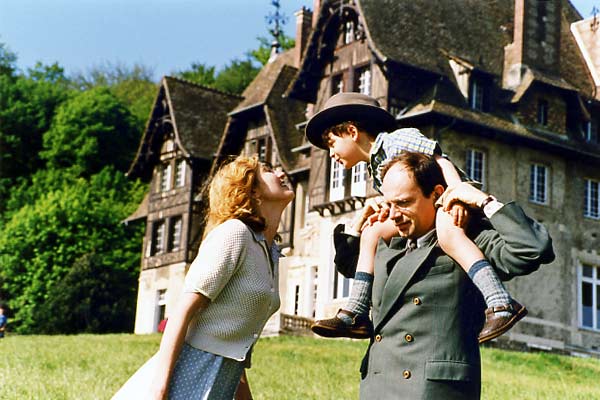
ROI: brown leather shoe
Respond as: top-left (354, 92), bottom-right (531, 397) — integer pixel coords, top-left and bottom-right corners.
top-left (311, 309), bottom-right (373, 339)
top-left (478, 300), bottom-right (528, 344)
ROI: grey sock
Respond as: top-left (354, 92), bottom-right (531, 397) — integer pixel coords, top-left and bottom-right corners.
top-left (338, 272), bottom-right (373, 324)
top-left (468, 259), bottom-right (512, 317)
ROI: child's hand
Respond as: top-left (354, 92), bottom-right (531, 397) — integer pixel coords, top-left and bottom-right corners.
top-left (440, 182), bottom-right (488, 210)
top-left (352, 196), bottom-right (389, 232)
top-left (448, 202), bottom-right (469, 228)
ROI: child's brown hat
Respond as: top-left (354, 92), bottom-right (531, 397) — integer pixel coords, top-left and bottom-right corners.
top-left (305, 92), bottom-right (397, 149)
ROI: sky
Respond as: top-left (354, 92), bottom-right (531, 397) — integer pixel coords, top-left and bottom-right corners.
top-left (0, 0), bottom-right (596, 82)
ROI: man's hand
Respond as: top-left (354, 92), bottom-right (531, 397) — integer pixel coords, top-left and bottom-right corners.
top-left (439, 182), bottom-right (489, 211)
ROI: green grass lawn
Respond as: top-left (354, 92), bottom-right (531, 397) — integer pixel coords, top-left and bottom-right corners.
top-left (2, 333), bottom-right (600, 399)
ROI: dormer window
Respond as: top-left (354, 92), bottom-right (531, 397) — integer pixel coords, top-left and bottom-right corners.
top-left (584, 119), bottom-right (598, 144)
top-left (469, 77), bottom-right (485, 111)
top-left (537, 99), bottom-right (549, 126)
top-left (344, 20), bottom-right (355, 44)
top-left (175, 159), bottom-right (186, 187)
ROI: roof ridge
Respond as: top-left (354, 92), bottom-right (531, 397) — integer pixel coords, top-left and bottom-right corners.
top-left (163, 75), bottom-right (243, 99)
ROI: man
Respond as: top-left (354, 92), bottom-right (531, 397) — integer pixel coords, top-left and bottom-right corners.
top-left (0, 304), bottom-right (7, 339)
top-left (335, 152), bottom-right (554, 399)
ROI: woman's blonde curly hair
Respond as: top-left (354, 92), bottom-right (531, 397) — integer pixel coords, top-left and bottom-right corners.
top-left (205, 156), bottom-right (266, 234)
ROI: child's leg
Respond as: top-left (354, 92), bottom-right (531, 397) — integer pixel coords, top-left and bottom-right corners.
top-left (436, 209), bottom-right (527, 342)
top-left (311, 220), bottom-right (396, 339)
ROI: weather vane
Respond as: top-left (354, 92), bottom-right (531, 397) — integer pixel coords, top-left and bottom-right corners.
top-left (592, 6), bottom-right (599, 33)
top-left (266, 0), bottom-right (288, 42)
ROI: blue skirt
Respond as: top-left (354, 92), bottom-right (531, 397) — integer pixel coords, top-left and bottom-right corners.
top-left (112, 343), bottom-right (245, 400)
top-left (168, 343), bottom-right (245, 400)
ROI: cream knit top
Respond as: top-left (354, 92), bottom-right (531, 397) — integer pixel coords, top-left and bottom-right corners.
top-left (183, 219), bottom-right (280, 361)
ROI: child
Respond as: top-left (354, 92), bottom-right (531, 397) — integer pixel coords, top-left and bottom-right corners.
top-left (305, 92), bottom-right (527, 343)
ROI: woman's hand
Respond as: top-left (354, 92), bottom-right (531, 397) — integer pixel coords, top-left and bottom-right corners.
top-left (234, 370), bottom-right (253, 400)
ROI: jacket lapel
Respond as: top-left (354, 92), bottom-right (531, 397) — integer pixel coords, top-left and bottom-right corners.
top-left (375, 239), bottom-right (437, 330)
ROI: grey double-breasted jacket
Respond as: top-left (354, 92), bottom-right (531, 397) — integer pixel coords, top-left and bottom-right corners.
top-left (334, 202), bottom-right (554, 400)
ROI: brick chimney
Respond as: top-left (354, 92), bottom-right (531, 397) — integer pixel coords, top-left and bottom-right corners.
top-left (312, 0), bottom-right (321, 27)
top-left (294, 6), bottom-right (313, 68)
top-left (503, 0), bottom-right (562, 89)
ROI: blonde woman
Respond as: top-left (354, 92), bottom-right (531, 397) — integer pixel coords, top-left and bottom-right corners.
top-left (113, 156), bottom-right (294, 400)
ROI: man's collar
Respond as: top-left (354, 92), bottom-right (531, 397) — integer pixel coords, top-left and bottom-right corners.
top-left (415, 228), bottom-right (437, 248)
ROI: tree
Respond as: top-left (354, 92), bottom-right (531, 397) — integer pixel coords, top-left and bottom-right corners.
top-left (0, 42), bottom-right (17, 77)
top-left (40, 87), bottom-right (140, 175)
top-left (213, 58), bottom-right (260, 94)
top-left (175, 62), bottom-right (216, 87)
top-left (0, 167), bottom-right (145, 333)
top-left (248, 35), bottom-right (295, 66)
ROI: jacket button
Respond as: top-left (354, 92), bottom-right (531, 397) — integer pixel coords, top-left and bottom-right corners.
top-left (403, 370), bottom-right (411, 379)
top-left (413, 297), bottom-right (422, 305)
top-left (405, 334), bottom-right (413, 342)
top-left (375, 334), bottom-right (382, 342)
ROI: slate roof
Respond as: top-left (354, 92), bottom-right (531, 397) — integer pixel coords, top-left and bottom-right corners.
top-left (217, 50), bottom-right (307, 172)
top-left (128, 76), bottom-right (242, 179)
top-left (290, 0), bottom-right (594, 100)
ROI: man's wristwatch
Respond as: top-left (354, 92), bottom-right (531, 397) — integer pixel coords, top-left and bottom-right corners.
top-left (480, 195), bottom-right (497, 209)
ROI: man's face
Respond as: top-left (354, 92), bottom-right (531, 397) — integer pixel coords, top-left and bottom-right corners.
top-left (381, 163), bottom-right (439, 239)
top-left (325, 131), bottom-right (363, 169)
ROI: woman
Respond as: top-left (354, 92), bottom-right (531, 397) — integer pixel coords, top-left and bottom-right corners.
top-left (113, 156), bottom-right (294, 400)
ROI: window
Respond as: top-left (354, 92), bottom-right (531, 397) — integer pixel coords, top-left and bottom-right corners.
top-left (332, 269), bottom-right (351, 300)
top-left (350, 162), bottom-right (368, 197)
top-left (355, 66), bottom-right (371, 96)
top-left (579, 263), bottom-right (600, 331)
top-left (160, 163), bottom-right (172, 192)
top-left (465, 149), bottom-right (486, 190)
top-left (329, 159), bottom-right (346, 201)
top-left (156, 289), bottom-right (167, 332)
top-left (585, 179), bottom-right (600, 219)
top-left (175, 159), bottom-right (186, 187)
top-left (537, 99), bottom-right (549, 126)
top-left (257, 137), bottom-right (268, 162)
top-left (344, 20), bottom-right (354, 44)
top-left (469, 78), bottom-right (485, 111)
top-left (529, 164), bottom-right (548, 205)
top-left (168, 216), bottom-right (183, 251)
top-left (151, 220), bottom-right (166, 255)
top-left (584, 120), bottom-right (598, 144)
top-left (331, 74), bottom-right (344, 96)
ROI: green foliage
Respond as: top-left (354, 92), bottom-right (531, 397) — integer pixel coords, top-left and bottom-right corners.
top-left (0, 72), bottom-right (71, 182)
top-left (40, 87), bottom-right (139, 175)
top-left (175, 62), bottom-right (216, 86)
top-left (0, 167), bottom-right (145, 333)
top-left (249, 34), bottom-right (295, 66)
top-left (213, 58), bottom-right (260, 94)
top-left (0, 42), bottom-right (17, 77)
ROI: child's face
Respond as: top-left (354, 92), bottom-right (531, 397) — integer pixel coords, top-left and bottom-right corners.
top-left (325, 132), bottom-right (363, 169)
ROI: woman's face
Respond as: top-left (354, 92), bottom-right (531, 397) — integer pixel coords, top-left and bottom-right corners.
top-left (255, 163), bottom-right (295, 206)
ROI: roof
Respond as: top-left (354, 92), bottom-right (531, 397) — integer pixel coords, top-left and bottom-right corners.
top-left (128, 76), bottom-right (241, 179)
top-left (216, 50), bottom-right (308, 172)
top-left (290, 0), bottom-right (595, 101)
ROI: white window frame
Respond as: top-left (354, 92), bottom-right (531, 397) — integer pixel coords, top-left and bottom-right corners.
top-left (331, 74), bottom-right (344, 95)
top-left (169, 216), bottom-right (183, 251)
top-left (529, 164), bottom-right (548, 205)
top-left (578, 263), bottom-right (600, 331)
top-left (350, 162), bottom-right (368, 197)
top-left (329, 159), bottom-right (345, 201)
top-left (357, 67), bottom-right (371, 96)
top-left (175, 159), bottom-right (186, 187)
top-left (344, 20), bottom-right (354, 44)
top-left (160, 163), bottom-right (172, 192)
top-left (584, 179), bottom-right (600, 219)
top-left (584, 120), bottom-right (598, 143)
top-left (465, 149), bottom-right (486, 190)
top-left (152, 220), bottom-right (166, 255)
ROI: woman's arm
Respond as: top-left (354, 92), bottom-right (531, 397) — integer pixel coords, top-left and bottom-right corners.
top-left (149, 292), bottom-right (210, 400)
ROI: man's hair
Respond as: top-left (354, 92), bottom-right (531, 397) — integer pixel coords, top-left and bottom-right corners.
top-left (205, 156), bottom-right (266, 235)
top-left (381, 151), bottom-right (447, 196)
top-left (320, 120), bottom-right (380, 145)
